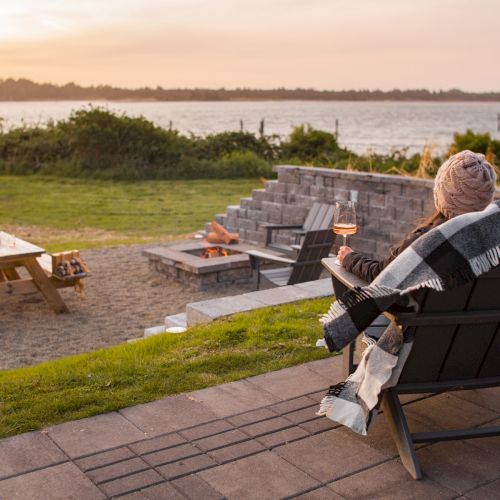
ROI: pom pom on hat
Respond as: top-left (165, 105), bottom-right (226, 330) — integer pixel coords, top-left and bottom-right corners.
top-left (434, 150), bottom-right (497, 219)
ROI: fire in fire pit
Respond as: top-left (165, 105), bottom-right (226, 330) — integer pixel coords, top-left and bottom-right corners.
top-left (202, 246), bottom-right (229, 258)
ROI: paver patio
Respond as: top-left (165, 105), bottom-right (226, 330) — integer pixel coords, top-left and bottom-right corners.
top-left (1, 356), bottom-right (499, 499)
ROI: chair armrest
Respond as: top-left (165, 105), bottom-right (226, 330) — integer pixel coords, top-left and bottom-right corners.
top-left (321, 257), bottom-right (369, 289)
top-left (291, 229), bottom-right (307, 244)
top-left (263, 224), bottom-right (303, 230)
top-left (245, 250), bottom-right (295, 265)
top-left (264, 224), bottom-right (303, 245)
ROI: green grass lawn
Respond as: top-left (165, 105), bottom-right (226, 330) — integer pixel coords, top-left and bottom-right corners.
top-left (0, 298), bottom-right (333, 439)
top-left (0, 175), bottom-right (260, 251)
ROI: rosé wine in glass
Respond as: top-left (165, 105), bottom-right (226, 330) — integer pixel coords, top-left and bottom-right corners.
top-left (333, 201), bottom-right (357, 264)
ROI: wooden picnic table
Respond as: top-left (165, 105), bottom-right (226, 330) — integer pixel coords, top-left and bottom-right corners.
top-left (0, 231), bottom-right (70, 313)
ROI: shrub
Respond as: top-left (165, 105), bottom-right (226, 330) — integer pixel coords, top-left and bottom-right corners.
top-left (449, 129), bottom-right (500, 165)
top-left (59, 107), bottom-right (189, 179)
top-left (280, 125), bottom-right (348, 164)
top-left (194, 131), bottom-right (277, 161)
top-left (216, 151), bottom-right (272, 178)
top-left (0, 124), bottom-right (70, 174)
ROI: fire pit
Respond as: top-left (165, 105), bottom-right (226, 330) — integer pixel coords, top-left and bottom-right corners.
top-left (144, 241), bottom-right (254, 290)
top-left (184, 246), bottom-right (238, 259)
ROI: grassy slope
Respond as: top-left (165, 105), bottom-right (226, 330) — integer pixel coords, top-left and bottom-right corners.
top-left (0, 298), bottom-right (333, 439)
top-left (0, 176), bottom-right (260, 251)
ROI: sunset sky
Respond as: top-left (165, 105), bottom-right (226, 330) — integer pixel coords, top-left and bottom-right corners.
top-left (1, 0), bottom-right (499, 91)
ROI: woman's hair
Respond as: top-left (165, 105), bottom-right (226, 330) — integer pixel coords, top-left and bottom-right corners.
top-left (412, 210), bottom-right (445, 233)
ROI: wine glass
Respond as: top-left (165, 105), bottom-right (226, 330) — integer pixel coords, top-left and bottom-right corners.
top-left (333, 200), bottom-right (357, 265)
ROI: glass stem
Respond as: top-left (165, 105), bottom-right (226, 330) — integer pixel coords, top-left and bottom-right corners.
top-left (343, 234), bottom-right (347, 247)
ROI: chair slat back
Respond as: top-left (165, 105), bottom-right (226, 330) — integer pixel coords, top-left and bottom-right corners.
top-left (303, 203), bottom-right (322, 231)
top-left (397, 266), bottom-right (500, 384)
top-left (288, 229), bottom-right (334, 285)
top-left (308, 204), bottom-right (328, 230)
top-left (303, 204), bottom-right (335, 231)
top-left (313, 204), bottom-right (335, 231)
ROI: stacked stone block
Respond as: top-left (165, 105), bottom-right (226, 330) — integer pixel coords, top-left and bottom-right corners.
top-left (217, 166), bottom-right (433, 259)
top-left (218, 165), bottom-right (499, 259)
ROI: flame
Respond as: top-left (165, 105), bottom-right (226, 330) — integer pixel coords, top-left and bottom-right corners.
top-left (205, 247), bottom-right (219, 258)
top-left (202, 246), bottom-right (229, 258)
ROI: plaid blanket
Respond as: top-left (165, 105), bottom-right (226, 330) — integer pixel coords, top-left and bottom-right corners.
top-left (317, 201), bottom-right (500, 435)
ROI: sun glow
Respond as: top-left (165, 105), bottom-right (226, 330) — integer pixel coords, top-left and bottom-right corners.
top-left (0, 0), bottom-right (499, 90)
top-left (0, 5), bottom-right (33, 40)
top-left (0, 0), bottom-right (120, 41)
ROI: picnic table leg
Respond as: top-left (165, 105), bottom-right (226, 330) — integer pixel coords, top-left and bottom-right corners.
top-left (3, 268), bottom-right (21, 280)
top-left (24, 257), bottom-right (69, 313)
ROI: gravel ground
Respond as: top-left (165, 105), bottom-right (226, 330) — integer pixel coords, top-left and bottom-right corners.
top-left (0, 244), bottom-right (255, 370)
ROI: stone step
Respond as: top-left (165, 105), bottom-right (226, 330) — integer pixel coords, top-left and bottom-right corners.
top-left (215, 213), bottom-right (227, 224)
top-left (165, 312), bottom-right (187, 329)
top-left (185, 278), bottom-right (333, 326)
top-left (144, 325), bottom-right (167, 337)
top-left (144, 323), bottom-right (187, 338)
top-left (186, 295), bottom-right (265, 326)
top-left (204, 214), bottom-right (229, 233)
top-left (225, 205), bottom-right (240, 217)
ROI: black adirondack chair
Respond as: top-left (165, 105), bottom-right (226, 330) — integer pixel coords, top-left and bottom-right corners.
top-left (323, 258), bottom-right (500, 480)
top-left (265, 202), bottom-right (335, 255)
top-left (247, 229), bottom-right (335, 289)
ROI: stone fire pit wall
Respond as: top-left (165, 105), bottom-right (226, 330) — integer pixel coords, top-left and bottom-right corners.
top-left (220, 165), bottom-right (437, 260)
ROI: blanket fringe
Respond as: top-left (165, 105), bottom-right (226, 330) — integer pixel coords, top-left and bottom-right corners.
top-left (316, 381), bottom-right (347, 416)
top-left (362, 333), bottom-right (377, 347)
top-left (319, 300), bottom-right (344, 324)
top-left (320, 284), bottom-right (398, 325)
top-left (401, 244), bottom-right (500, 296)
top-left (338, 285), bottom-right (397, 310)
top-left (470, 246), bottom-right (500, 276)
top-left (316, 395), bottom-right (334, 416)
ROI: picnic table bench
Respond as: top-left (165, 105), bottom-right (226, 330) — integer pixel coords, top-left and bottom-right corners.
top-left (0, 231), bottom-right (88, 313)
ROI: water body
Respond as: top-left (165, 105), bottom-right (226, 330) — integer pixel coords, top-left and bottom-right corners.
top-left (0, 100), bottom-right (499, 155)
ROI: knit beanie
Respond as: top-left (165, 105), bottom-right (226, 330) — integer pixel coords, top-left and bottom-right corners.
top-left (433, 150), bottom-right (497, 219)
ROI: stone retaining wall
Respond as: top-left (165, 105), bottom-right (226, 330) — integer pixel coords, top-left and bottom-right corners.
top-left (218, 165), bottom-right (500, 260)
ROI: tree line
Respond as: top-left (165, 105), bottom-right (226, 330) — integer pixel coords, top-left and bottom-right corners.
top-left (1, 78), bottom-right (499, 102)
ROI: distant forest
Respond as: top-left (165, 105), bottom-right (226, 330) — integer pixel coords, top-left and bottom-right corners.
top-left (1, 78), bottom-right (500, 102)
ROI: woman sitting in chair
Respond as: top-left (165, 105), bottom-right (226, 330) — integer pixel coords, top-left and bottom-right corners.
top-left (337, 150), bottom-right (497, 282)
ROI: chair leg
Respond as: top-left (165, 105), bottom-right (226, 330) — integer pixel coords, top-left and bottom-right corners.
top-left (248, 255), bottom-right (261, 290)
top-left (381, 389), bottom-right (422, 480)
top-left (342, 342), bottom-right (355, 378)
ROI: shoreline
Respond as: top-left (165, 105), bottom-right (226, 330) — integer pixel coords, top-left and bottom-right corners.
top-left (2, 98), bottom-right (500, 103)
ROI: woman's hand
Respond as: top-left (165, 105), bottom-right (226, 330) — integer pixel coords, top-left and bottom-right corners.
top-left (337, 246), bottom-right (353, 266)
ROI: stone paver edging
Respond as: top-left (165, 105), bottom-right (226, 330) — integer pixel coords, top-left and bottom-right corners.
top-left (185, 278), bottom-right (333, 326)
